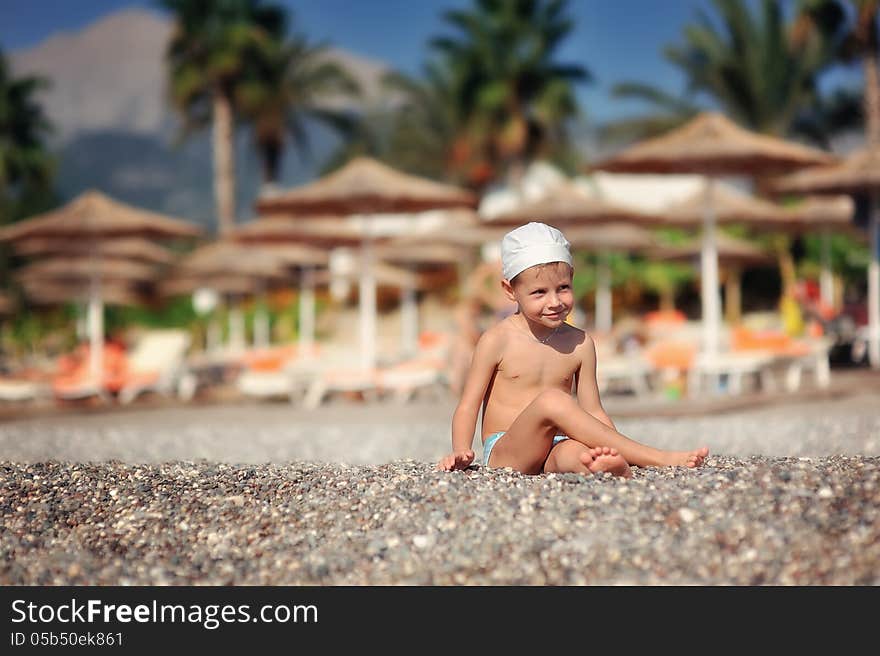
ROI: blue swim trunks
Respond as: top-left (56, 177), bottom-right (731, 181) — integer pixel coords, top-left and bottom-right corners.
top-left (482, 431), bottom-right (569, 467)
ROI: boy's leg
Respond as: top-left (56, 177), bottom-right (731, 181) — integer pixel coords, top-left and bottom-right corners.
top-left (542, 440), bottom-right (632, 478)
top-left (491, 389), bottom-right (707, 470)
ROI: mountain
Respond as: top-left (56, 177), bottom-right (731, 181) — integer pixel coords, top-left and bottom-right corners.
top-left (9, 8), bottom-right (395, 231)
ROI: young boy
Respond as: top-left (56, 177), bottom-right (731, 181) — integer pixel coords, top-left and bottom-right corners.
top-left (437, 222), bottom-right (708, 477)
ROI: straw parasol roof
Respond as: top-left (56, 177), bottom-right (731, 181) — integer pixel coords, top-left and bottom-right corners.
top-left (593, 112), bottom-right (837, 175)
top-left (562, 224), bottom-right (657, 252)
top-left (376, 242), bottom-right (462, 266)
top-left (15, 257), bottom-right (160, 283)
top-left (21, 280), bottom-right (151, 307)
top-left (173, 240), bottom-right (327, 276)
top-left (11, 237), bottom-right (176, 264)
top-left (313, 262), bottom-right (424, 290)
top-left (658, 183), bottom-right (855, 232)
top-left (482, 183), bottom-right (665, 227)
top-left (661, 183), bottom-right (787, 224)
top-left (754, 195), bottom-right (858, 235)
top-left (770, 146), bottom-right (880, 195)
top-left (231, 217), bottom-right (368, 248)
top-left (159, 274), bottom-right (281, 299)
top-left (255, 157), bottom-right (478, 215)
top-left (0, 190), bottom-right (203, 242)
top-left (649, 233), bottom-right (775, 267)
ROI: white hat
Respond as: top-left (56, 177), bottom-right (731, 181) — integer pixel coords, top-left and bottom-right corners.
top-left (501, 222), bottom-right (572, 281)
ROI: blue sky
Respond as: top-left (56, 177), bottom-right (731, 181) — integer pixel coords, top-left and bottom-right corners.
top-left (0, 0), bottom-right (864, 123)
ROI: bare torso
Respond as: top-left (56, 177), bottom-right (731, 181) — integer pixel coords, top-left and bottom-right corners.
top-left (480, 316), bottom-right (589, 441)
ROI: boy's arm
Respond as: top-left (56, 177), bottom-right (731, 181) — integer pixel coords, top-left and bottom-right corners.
top-left (438, 330), bottom-right (502, 471)
top-left (575, 335), bottom-right (617, 431)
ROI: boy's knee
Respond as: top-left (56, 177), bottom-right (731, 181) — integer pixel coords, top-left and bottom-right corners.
top-left (535, 388), bottom-right (573, 413)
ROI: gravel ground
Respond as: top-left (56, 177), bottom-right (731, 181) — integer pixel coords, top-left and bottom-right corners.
top-left (1, 392), bottom-right (878, 585)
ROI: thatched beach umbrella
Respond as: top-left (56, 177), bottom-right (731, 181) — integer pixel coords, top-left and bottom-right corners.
top-left (254, 161), bottom-right (478, 370)
top-left (375, 242), bottom-right (462, 357)
top-left (661, 185), bottom-right (854, 315)
top-left (0, 190), bottom-right (202, 241)
top-left (166, 240), bottom-right (328, 352)
top-left (594, 112), bottom-right (835, 356)
top-left (256, 157), bottom-right (477, 215)
top-left (0, 190), bottom-right (202, 382)
top-left (22, 280), bottom-right (151, 308)
top-left (12, 237), bottom-right (176, 264)
top-left (650, 233), bottom-right (775, 324)
top-left (482, 183), bottom-right (667, 228)
top-left (771, 146), bottom-right (880, 367)
top-left (15, 257), bottom-right (159, 283)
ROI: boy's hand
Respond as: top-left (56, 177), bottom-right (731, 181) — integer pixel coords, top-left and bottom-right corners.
top-left (437, 450), bottom-right (475, 471)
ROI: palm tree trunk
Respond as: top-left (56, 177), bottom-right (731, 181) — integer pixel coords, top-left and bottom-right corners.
top-left (213, 90), bottom-right (236, 235)
top-left (864, 53), bottom-right (880, 146)
top-left (261, 140), bottom-right (282, 186)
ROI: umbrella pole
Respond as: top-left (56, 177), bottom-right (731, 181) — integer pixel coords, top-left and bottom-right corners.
top-left (253, 290), bottom-right (270, 349)
top-left (228, 297), bottom-right (246, 354)
top-left (701, 177), bottom-right (722, 359)
top-left (207, 315), bottom-right (222, 354)
top-left (595, 252), bottom-right (612, 334)
top-left (360, 217), bottom-right (377, 370)
top-left (299, 266), bottom-right (315, 358)
top-left (402, 278), bottom-right (418, 358)
top-left (87, 270), bottom-right (104, 383)
top-left (869, 192), bottom-right (880, 369)
top-left (820, 227), bottom-right (834, 311)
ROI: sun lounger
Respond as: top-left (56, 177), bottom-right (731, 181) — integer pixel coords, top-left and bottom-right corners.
top-left (0, 378), bottom-right (51, 403)
top-left (376, 355), bottom-right (449, 403)
top-left (302, 366), bottom-right (380, 409)
top-left (51, 343), bottom-right (126, 402)
top-left (235, 345), bottom-right (307, 402)
top-left (687, 351), bottom-right (778, 396)
top-left (113, 329), bottom-right (192, 404)
top-left (596, 354), bottom-right (653, 396)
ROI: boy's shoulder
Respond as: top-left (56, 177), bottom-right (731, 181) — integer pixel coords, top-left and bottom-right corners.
top-left (559, 322), bottom-right (594, 353)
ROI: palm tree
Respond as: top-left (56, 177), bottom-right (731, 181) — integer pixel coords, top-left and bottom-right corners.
top-left (161, 0), bottom-right (286, 235)
top-left (236, 33), bottom-right (362, 187)
top-left (798, 1), bottom-right (879, 144)
top-left (429, 0), bottom-right (590, 187)
top-left (602, 0), bottom-right (844, 145)
top-left (380, 63), bottom-right (463, 183)
top-left (0, 48), bottom-right (54, 224)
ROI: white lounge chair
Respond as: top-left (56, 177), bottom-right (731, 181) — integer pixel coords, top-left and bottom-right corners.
top-left (687, 351), bottom-right (778, 396)
top-left (115, 329), bottom-right (193, 404)
top-left (236, 346), bottom-right (310, 403)
top-left (0, 378), bottom-right (51, 403)
top-left (596, 354), bottom-right (653, 396)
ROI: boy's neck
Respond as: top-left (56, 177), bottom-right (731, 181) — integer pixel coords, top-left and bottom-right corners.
top-left (514, 311), bottom-right (558, 343)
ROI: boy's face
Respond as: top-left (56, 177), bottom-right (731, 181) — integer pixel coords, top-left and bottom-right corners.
top-left (502, 262), bottom-right (574, 328)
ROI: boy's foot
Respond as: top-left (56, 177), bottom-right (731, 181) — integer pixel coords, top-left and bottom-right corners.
top-left (583, 446), bottom-right (632, 479)
top-left (661, 446), bottom-right (709, 468)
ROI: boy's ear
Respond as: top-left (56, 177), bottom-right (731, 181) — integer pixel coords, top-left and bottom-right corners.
top-left (501, 279), bottom-right (516, 302)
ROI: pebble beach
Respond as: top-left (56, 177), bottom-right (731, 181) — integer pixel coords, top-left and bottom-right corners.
top-left (1, 391), bottom-right (878, 585)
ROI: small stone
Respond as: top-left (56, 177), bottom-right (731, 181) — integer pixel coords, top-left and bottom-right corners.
top-left (412, 535), bottom-right (433, 549)
top-left (678, 508), bottom-right (697, 523)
